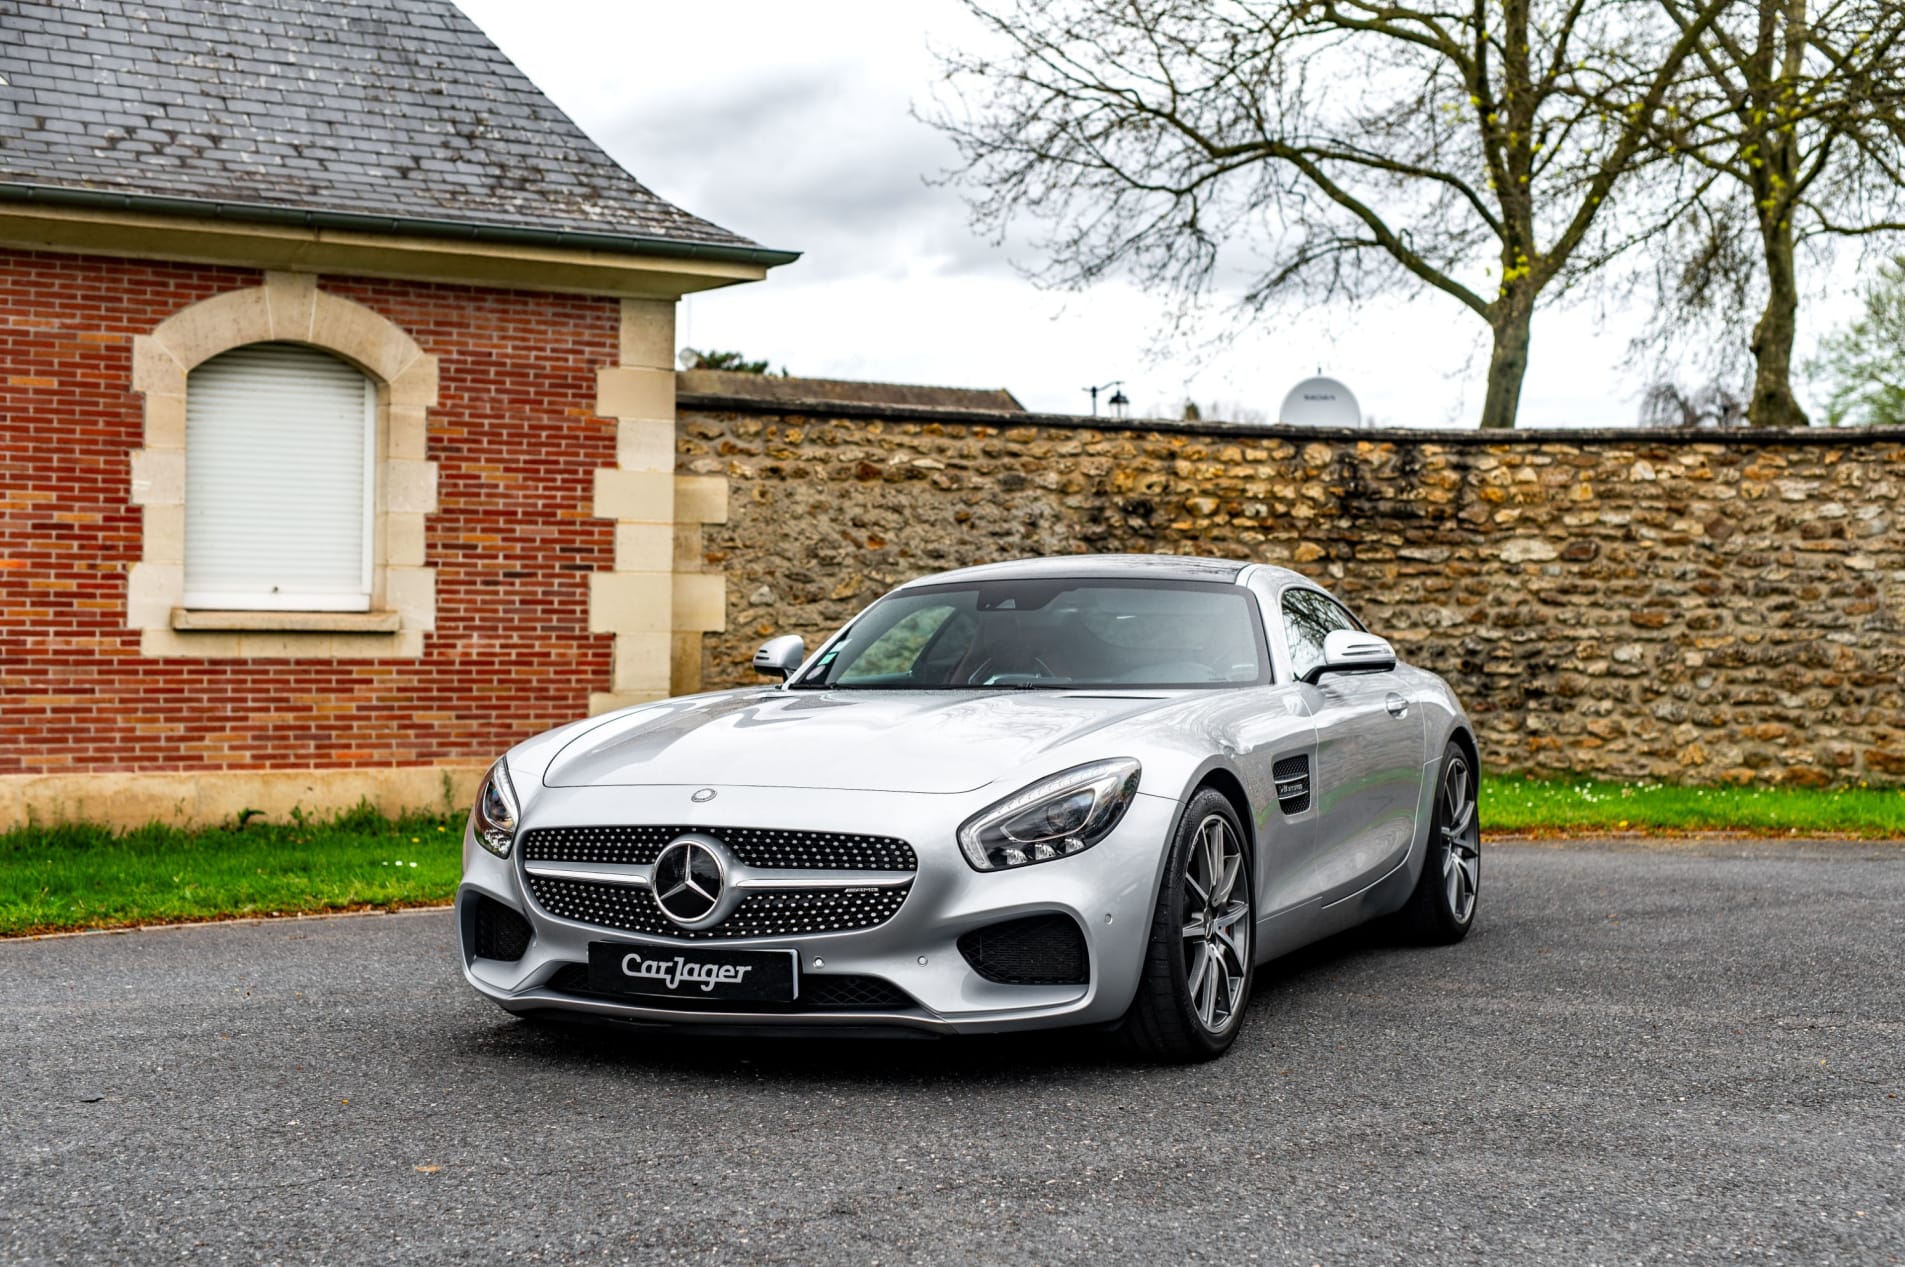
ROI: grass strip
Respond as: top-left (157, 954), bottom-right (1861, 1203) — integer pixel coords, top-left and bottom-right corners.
top-left (0, 803), bottom-right (463, 937)
top-left (3, 777), bottom-right (1900, 937)
top-left (1483, 774), bottom-right (1905, 839)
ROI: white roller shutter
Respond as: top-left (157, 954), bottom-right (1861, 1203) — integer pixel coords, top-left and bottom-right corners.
top-left (183, 343), bottom-right (375, 611)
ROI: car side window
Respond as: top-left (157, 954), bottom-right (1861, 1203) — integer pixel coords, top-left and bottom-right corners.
top-left (1281, 589), bottom-right (1360, 683)
top-left (837, 604), bottom-right (962, 682)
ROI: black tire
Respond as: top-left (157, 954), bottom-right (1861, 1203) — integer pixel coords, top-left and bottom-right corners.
top-left (1397, 740), bottom-right (1480, 945)
top-left (1119, 789), bottom-right (1254, 1063)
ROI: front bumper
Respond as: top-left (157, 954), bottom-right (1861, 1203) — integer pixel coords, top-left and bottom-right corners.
top-left (456, 782), bottom-right (1179, 1035)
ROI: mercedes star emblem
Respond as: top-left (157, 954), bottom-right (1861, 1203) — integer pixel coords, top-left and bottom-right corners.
top-left (652, 837), bottom-right (725, 925)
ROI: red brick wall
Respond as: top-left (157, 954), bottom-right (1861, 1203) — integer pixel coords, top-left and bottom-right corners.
top-left (0, 248), bottom-right (619, 776)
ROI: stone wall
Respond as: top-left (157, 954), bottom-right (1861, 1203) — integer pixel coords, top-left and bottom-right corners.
top-left (677, 394), bottom-right (1905, 786)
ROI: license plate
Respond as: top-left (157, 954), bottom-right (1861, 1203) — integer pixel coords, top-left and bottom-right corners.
top-left (586, 943), bottom-right (798, 1003)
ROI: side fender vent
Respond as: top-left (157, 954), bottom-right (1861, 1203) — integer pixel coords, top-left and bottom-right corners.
top-left (1272, 754), bottom-right (1311, 815)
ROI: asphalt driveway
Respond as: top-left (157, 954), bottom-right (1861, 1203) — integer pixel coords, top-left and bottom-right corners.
top-left (2, 841), bottom-right (1900, 1266)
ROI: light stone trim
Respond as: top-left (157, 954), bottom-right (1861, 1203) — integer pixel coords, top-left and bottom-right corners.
top-left (610, 633), bottom-right (674, 694)
top-left (0, 765), bottom-right (488, 833)
top-left (588, 298), bottom-right (731, 713)
top-left (593, 468), bottom-right (675, 523)
top-left (589, 571), bottom-right (673, 635)
top-left (669, 473), bottom-right (731, 694)
top-left (170, 608), bottom-right (403, 632)
top-left (672, 572), bottom-right (727, 632)
top-left (596, 366), bottom-right (676, 421)
top-left (617, 418), bottom-right (675, 470)
top-left (674, 475), bottom-right (728, 526)
top-left (613, 523), bottom-right (674, 573)
top-left (126, 272), bottom-right (439, 660)
top-left (139, 627), bottom-right (426, 659)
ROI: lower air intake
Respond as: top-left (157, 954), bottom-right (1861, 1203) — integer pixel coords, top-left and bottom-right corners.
top-left (470, 894), bottom-right (533, 962)
top-left (957, 913), bottom-right (1089, 985)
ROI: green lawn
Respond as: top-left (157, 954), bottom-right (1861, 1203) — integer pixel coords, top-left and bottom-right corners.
top-left (0, 804), bottom-right (463, 937)
top-left (1483, 774), bottom-right (1905, 839)
top-left (3, 777), bottom-right (1901, 937)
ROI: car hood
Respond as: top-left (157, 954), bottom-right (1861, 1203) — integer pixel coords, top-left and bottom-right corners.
top-left (541, 688), bottom-right (1187, 794)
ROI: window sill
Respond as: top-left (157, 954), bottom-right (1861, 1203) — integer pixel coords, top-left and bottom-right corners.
top-left (169, 608), bottom-right (402, 634)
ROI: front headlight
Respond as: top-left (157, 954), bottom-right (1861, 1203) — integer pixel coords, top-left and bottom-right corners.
top-left (472, 759), bottom-right (519, 858)
top-left (958, 758), bottom-right (1141, 871)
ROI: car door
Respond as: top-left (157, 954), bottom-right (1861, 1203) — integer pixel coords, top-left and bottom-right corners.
top-left (1278, 587), bottom-right (1424, 897)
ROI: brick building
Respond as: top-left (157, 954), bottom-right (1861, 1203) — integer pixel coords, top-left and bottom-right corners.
top-left (0, 0), bottom-right (794, 827)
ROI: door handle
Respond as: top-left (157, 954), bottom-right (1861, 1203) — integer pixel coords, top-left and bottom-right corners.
top-left (1385, 692), bottom-right (1409, 719)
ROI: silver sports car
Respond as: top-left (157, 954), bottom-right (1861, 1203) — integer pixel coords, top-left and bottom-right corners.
top-left (457, 554), bottom-right (1480, 1061)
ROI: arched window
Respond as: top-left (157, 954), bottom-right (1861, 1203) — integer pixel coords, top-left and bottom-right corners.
top-left (183, 343), bottom-right (376, 612)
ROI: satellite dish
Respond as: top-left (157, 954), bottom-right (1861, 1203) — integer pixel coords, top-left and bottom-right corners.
top-left (1278, 376), bottom-right (1363, 428)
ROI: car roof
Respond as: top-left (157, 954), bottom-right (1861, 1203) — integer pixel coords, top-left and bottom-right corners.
top-left (895, 553), bottom-right (1317, 589)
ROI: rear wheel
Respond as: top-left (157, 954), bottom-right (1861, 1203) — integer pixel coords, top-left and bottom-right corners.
top-left (1119, 789), bottom-right (1253, 1062)
top-left (1398, 741), bottom-right (1480, 944)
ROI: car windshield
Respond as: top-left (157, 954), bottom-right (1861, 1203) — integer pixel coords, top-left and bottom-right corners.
top-left (790, 578), bottom-right (1269, 690)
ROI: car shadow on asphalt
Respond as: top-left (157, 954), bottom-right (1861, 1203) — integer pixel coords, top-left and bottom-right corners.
top-left (453, 923), bottom-right (1401, 1085)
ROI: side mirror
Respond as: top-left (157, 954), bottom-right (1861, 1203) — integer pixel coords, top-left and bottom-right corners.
top-left (1309, 629), bottom-right (1397, 682)
top-left (752, 634), bottom-right (806, 680)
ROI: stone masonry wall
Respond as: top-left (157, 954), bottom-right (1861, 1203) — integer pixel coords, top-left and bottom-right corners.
top-left (678, 397), bottom-right (1905, 786)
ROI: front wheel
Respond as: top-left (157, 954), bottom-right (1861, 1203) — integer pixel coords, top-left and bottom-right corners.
top-left (1397, 741), bottom-right (1480, 944)
top-left (1118, 789), bottom-right (1254, 1063)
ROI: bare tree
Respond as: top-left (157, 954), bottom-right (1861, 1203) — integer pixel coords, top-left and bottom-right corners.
top-left (1651, 0), bottom-right (1905, 426)
top-left (1637, 377), bottom-right (1749, 426)
top-left (927, 0), bottom-right (1727, 429)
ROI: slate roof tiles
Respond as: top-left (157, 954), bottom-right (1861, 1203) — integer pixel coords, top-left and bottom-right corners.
top-left (0, 0), bottom-right (776, 255)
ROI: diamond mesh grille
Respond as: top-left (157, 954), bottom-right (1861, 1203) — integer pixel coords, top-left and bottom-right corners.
top-left (803, 975), bottom-right (916, 1010)
top-left (470, 895), bottom-right (532, 962)
top-left (957, 913), bottom-right (1089, 985)
top-left (520, 825), bottom-right (916, 872)
top-left (526, 874), bottom-right (910, 940)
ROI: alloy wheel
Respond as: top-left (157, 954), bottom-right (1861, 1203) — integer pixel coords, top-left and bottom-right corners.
top-left (1181, 813), bottom-right (1250, 1033)
top-left (1441, 755), bottom-right (1480, 924)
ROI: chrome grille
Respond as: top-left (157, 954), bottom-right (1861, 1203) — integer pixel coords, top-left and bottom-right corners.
top-left (526, 874), bottom-right (911, 940)
top-left (521, 825), bottom-right (916, 872)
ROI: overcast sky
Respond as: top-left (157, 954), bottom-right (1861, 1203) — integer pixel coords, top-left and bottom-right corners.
top-left (456, 0), bottom-right (1854, 428)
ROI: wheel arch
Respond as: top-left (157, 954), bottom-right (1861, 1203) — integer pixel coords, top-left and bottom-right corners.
top-left (1425, 722), bottom-right (1481, 854)
top-left (1191, 765), bottom-right (1255, 865)
top-left (1445, 724), bottom-right (1480, 776)
top-left (1143, 758), bottom-right (1261, 924)
top-left (1175, 759), bottom-right (1261, 885)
